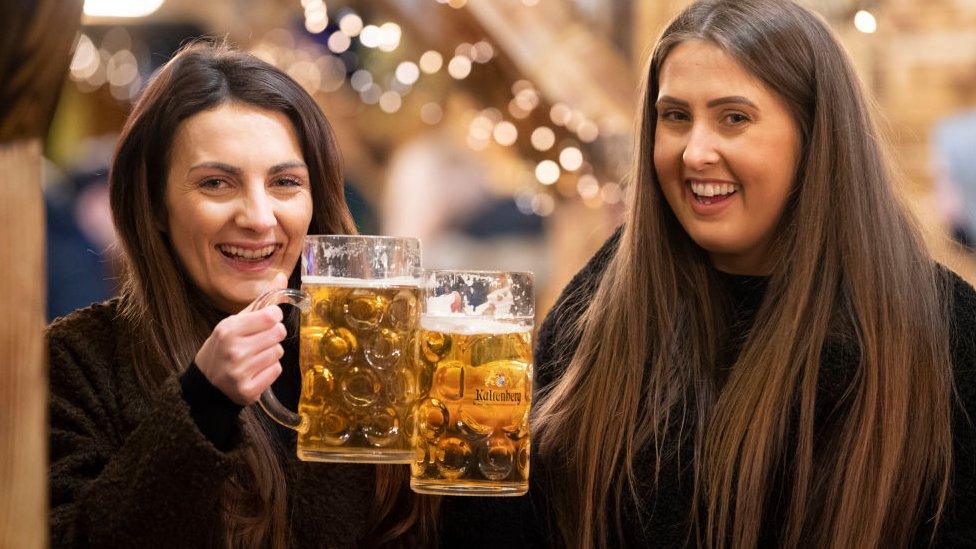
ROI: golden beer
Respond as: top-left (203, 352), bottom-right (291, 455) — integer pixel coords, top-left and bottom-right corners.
top-left (296, 277), bottom-right (421, 463)
top-left (411, 318), bottom-right (532, 496)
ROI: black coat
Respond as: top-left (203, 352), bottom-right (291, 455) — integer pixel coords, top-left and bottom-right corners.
top-left (47, 299), bottom-right (377, 547)
top-left (440, 230), bottom-right (976, 547)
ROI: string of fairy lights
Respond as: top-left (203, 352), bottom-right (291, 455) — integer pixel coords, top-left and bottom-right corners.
top-left (285, 0), bottom-right (626, 216)
top-left (67, 0), bottom-right (631, 216)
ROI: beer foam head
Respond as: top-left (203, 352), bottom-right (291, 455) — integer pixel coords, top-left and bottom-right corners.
top-left (301, 275), bottom-right (421, 288)
top-left (420, 315), bottom-right (532, 335)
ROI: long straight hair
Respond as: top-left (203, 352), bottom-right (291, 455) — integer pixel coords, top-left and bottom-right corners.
top-left (533, 1), bottom-right (953, 547)
top-left (110, 42), bottom-right (427, 547)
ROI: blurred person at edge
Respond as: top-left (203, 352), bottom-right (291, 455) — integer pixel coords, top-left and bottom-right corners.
top-left (933, 108), bottom-right (976, 250)
top-left (46, 168), bottom-right (117, 321)
top-left (47, 42), bottom-right (437, 548)
top-left (438, 0), bottom-right (976, 547)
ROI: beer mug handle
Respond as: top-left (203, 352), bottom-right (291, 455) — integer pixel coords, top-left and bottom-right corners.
top-left (253, 288), bottom-right (311, 433)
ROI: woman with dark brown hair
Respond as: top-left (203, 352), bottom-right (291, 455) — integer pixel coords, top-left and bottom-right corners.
top-left (442, 0), bottom-right (976, 547)
top-left (47, 42), bottom-right (431, 547)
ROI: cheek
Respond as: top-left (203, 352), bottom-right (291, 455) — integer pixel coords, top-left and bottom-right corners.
top-left (180, 203), bottom-right (228, 242)
top-left (168, 201), bottom-right (229, 264)
top-left (654, 131), bottom-right (687, 178)
top-left (736, 146), bottom-right (796, 220)
top-left (653, 133), bottom-right (674, 177)
top-left (165, 199), bottom-right (193, 252)
top-left (653, 136), bottom-right (684, 199)
top-left (280, 194), bottom-right (314, 242)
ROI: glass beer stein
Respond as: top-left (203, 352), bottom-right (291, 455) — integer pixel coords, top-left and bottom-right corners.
top-left (256, 235), bottom-right (422, 463)
top-left (411, 270), bottom-right (534, 496)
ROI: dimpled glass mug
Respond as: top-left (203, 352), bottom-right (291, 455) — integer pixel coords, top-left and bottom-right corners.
top-left (411, 270), bottom-right (534, 496)
top-left (256, 235), bottom-right (423, 463)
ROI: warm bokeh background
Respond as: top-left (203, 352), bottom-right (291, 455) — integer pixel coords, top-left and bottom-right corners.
top-left (45, 0), bottom-right (976, 322)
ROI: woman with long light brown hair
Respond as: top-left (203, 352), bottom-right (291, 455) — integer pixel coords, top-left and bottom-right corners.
top-left (47, 42), bottom-right (434, 547)
top-left (445, 0), bottom-right (976, 547)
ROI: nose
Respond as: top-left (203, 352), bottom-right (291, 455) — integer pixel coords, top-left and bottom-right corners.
top-left (235, 184), bottom-right (277, 233)
top-left (682, 124), bottom-right (721, 171)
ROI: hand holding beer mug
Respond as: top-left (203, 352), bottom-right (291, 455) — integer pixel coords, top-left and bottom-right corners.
top-left (255, 235), bottom-right (422, 463)
top-left (412, 271), bottom-right (534, 496)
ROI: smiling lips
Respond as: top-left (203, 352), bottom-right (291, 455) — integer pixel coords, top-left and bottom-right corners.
top-left (688, 178), bottom-right (739, 208)
top-left (217, 243), bottom-right (279, 262)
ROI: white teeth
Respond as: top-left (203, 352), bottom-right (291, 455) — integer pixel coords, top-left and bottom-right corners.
top-left (219, 244), bottom-right (277, 260)
top-left (690, 181), bottom-right (738, 197)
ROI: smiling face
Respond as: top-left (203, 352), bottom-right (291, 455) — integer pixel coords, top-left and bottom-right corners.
top-left (653, 40), bottom-right (802, 275)
top-left (165, 102), bottom-right (313, 313)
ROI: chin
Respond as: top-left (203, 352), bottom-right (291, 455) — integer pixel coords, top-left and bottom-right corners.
top-left (686, 230), bottom-right (746, 257)
top-left (224, 282), bottom-right (267, 307)
top-left (238, 284), bottom-right (267, 301)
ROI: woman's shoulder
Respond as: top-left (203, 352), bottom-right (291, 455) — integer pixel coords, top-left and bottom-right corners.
top-left (46, 298), bottom-right (127, 371)
top-left (47, 297), bottom-right (123, 339)
top-left (938, 265), bottom-right (976, 339)
top-left (939, 262), bottom-right (976, 302)
top-left (938, 265), bottom-right (976, 372)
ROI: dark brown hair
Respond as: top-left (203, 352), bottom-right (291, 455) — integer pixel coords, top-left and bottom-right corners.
top-left (534, 1), bottom-right (953, 547)
top-left (109, 41), bottom-right (424, 547)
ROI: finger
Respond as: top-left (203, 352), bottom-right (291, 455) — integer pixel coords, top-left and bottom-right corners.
top-left (243, 271), bottom-right (290, 312)
top-left (270, 271), bottom-right (288, 290)
top-left (242, 362), bottom-right (284, 403)
top-left (237, 322), bottom-right (288, 354)
top-left (231, 306), bottom-right (284, 337)
top-left (237, 343), bottom-right (286, 378)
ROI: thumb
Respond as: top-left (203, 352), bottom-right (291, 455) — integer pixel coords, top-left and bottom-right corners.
top-left (268, 271), bottom-right (289, 291)
top-left (244, 271), bottom-right (290, 312)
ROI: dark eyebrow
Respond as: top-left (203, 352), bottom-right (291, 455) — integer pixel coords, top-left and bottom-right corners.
top-left (269, 161), bottom-right (308, 174)
top-left (656, 95), bottom-right (689, 107)
top-left (189, 161), bottom-right (242, 176)
top-left (187, 161), bottom-right (308, 176)
top-left (655, 95), bottom-right (759, 109)
top-left (706, 95), bottom-right (758, 109)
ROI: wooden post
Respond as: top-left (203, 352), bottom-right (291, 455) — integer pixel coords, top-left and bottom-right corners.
top-left (0, 1), bottom-right (83, 546)
top-left (0, 139), bottom-right (47, 548)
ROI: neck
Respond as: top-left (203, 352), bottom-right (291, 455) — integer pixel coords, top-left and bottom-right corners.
top-left (709, 245), bottom-right (773, 276)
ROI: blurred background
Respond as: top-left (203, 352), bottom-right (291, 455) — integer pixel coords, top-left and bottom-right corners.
top-left (44, 0), bottom-right (976, 322)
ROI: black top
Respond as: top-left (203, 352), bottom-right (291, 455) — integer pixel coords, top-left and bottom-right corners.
top-left (177, 303), bottom-right (303, 453)
top-left (47, 300), bottom-right (375, 548)
top-left (439, 230), bottom-right (976, 547)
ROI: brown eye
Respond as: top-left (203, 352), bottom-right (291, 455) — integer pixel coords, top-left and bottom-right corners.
top-left (200, 178), bottom-right (228, 189)
top-left (660, 110), bottom-right (689, 122)
top-left (274, 177), bottom-right (303, 187)
top-left (724, 112), bottom-right (750, 125)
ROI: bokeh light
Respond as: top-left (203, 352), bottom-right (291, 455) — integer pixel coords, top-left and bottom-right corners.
top-left (448, 55), bottom-right (473, 79)
top-left (493, 121), bottom-right (518, 146)
top-left (559, 147), bottom-right (583, 171)
top-left (420, 51), bottom-right (444, 74)
top-left (535, 160), bottom-right (560, 185)
top-left (531, 127), bottom-right (556, 151)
